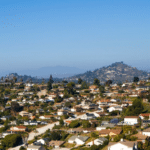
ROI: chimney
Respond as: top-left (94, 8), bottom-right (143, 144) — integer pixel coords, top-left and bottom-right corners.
top-left (120, 138), bottom-right (124, 142)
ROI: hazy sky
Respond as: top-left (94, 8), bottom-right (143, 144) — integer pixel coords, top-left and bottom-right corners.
top-left (0, 0), bottom-right (150, 72)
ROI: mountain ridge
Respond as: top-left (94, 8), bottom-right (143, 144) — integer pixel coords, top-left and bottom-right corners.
top-left (66, 62), bottom-right (150, 84)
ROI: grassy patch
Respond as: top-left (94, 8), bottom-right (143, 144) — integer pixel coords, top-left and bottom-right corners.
top-left (63, 142), bottom-right (76, 148)
top-left (102, 145), bottom-right (108, 150)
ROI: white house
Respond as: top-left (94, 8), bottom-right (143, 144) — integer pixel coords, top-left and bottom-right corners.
top-left (71, 107), bottom-right (76, 112)
top-left (2, 131), bottom-right (13, 138)
top-left (39, 115), bottom-right (52, 120)
top-left (25, 83), bottom-right (34, 87)
top-left (68, 136), bottom-right (89, 145)
top-left (110, 99), bottom-right (118, 102)
top-left (108, 139), bottom-right (138, 150)
top-left (142, 128), bottom-right (150, 136)
top-left (124, 116), bottom-right (139, 125)
top-left (38, 99), bottom-right (45, 103)
top-left (27, 145), bottom-right (45, 150)
top-left (81, 113), bottom-right (96, 120)
top-left (57, 109), bottom-right (67, 116)
top-left (139, 113), bottom-right (150, 120)
top-left (36, 138), bottom-right (49, 145)
top-left (87, 137), bottom-right (108, 146)
top-left (96, 126), bottom-right (106, 131)
top-left (107, 106), bottom-right (122, 112)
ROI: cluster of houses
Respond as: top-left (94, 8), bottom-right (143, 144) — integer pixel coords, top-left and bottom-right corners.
top-left (1, 79), bottom-right (150, 150)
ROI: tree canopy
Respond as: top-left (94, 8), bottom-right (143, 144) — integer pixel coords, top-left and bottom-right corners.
top-left (2, 134), bottom-right (22, 148)
top-left (133, 76), bottom-right (139, 82)
top-left (125, 98), bottom-right (144, 116)
top-left (47, 75), bottom-right (54, 91)
top-left (93, 78), bottom-right (100, 86)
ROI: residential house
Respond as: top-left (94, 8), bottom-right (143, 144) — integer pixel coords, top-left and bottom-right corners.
top-left (87, 137), bottom-right (108, 147)
top-left (67, 128), bottom-right (83, 134)
top-left (124, 116), bottom-right (139, 125)
top-left (25, 83), bottom-right (34, 87)
top-left (68, 135), bottom-right (89, 145)
top-left (39, 115), bottom-right (53, 120)
top-left (57, 109), bottom-right (68, 116)
top-left (71, 106), bottom-right (82, 112)
top-left (108, 139), bottom-right (138, 150)
top-left (1, 131), bottom-right (14, 138)
top-left (136, 86), bottom-right (150, 91)
top-left (19, 111), bottom-right (30, 117)
top-left (131, 132), bottom-right (147, 143)
top-left (27, 145), bottom-right (46, 150)
top-left (36, 138), bottom-right (50, 145)
top-left (83, 128), bottom-right (95, 133)
top-left (142, 120), bottom-right (150, 127)
top-left (0, 115), bottom-right (11, 121)
top-left (110, 118), bottom-right (120, 124)
top-left (49, 140), bottom-right (65, 148)
top-left (142, 128), bottom-right (150, 136)
top-left (24, 121), bottom-right (39, 126)
top-left (107, 105), bottom-right (122, 112)
top-left (81, 113), bottom-right (96, 120)
top-left (10, 126), bottom-right (27, 132)
top-left (139, 113), bottom-right (150, 120)
top-left (96, 124), bottom-right (115, 131)
top-left (89, 85), bottom-right (99, 94)
top-left (99, 129), bottom-right (122, 137)
top-left (36, 109), bottom-right (44, 114)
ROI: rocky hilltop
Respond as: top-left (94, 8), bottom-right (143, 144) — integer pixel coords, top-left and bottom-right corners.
top-left (66, 62), bottom-right (150, 84)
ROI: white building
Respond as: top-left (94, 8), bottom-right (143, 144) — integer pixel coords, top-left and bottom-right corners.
top-left (81, 113), bottom-right (96, 120)
top-left (108, 140), bottom-right (138, 150)
top-left (27, 145), bottom-right (45, 150)
top-left (124, 116), bottom-right (138, 125)
top-left (87, 137), bottom-right (108, 146)
top-left (68, 136), bottom-right (89, 145)
top-left (57, 109), bottom-right (67, 116)
top-left (96, 126), bottom-right (106, 131)
top-left (107, 106), bottom-right (122, 112)
top-left (142, 128), bottom-right (150, 136)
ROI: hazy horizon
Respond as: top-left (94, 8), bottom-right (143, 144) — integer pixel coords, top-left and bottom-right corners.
top-left (0, 0), bottom-right (150, 72)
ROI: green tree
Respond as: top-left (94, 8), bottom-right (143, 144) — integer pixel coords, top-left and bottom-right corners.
top-left (59, 119), bottom-right (64, 126)
top-left (82, 120), bottom-right (91, 128)
top-left (91, 132), bottom-right (98, 138)
top-left (65, 102), bottom-right (72, 108)
top-left (81, 81), bottom-right (89, 89)
top-left (55, 94), bottom-right (63, 103)
top-left (69, 120), bottom-right (80, 128)
top-left (138, 142), bottom-right (143, 150)
top-left (67, 82), bottom-right (75, 88)
top-left (47, 75), bottom-right (53, 91)
top-left (78, 78), bottom-right (83, 84)
top-left (99, 85), bottom-right (105, 93)
top-left (49, 131), bottom-right (61, 140)
top-left (105, 80), bottom-right (112, 86)
top-left (19, 146), bottom-right (26, 150)
top-left (13, 77), bottom-right (17, 83)
top-left (133, 76), bottom-right (139, 82)
top-left (93, 78), bottom-right (100, 86)
top-left (125, 98), bottom-right (144, 116)
top-left (2, 134), bottom-right (22, 148)
top-left (11, 102), bottom-right (20, 115)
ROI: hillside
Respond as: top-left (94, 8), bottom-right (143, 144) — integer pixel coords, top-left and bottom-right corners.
top-left (66, 62), bottom-right (150, 84)
top-left (0, 73), bottom-right (61, 83)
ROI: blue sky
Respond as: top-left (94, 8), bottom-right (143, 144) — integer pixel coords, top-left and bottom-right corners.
top-left (0, 0), bottom-right (150, 72)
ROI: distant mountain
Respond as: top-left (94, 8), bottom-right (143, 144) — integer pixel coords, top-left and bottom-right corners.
top-left (16, 66), bottom-right (85, 78)
top-left (66, 62), bottom-right (150, 84)
top-left (1, 73), bottom-right (61, 83)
